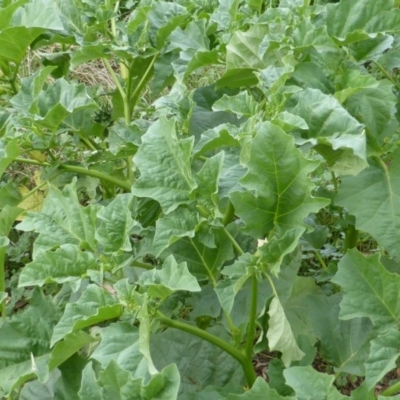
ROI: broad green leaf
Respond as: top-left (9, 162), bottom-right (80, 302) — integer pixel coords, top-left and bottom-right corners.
top-left (334, 69), bottom-right (379, 104)
top-left (153, 207), bottom-right (200, 257)
top-left (96, 194), bottom-right (138, 253)
top-left (214, 253), bottom-right (256, 314)
top-left (189, 90), bottom-right (246, 139)
top-left (226, 378), bottom-right (289, 399)
top-left (0, 205), bottom-right (22, 236)
top-left (344, 81), bottom-right (397, 146)
top-left (0, 139), bottom-right (20, 179)
top-left (230, 122), bottom-right (329, 239)
top-left (167, 228), bottom-right (234, 278)
top-left (91, 322), bottom-right (149, 378)
top-left (365, 327), bottom-right (400, 389)
top-left (79, 361), bottom-right (180, 400)
top-left (258, 228), bottom-right (305, 275)
top-left (284, 366), bottom-right (348, 400)
top-left (332, 249), bottom-right (400, 326)
top-left (193, 125), bottom-right (240, 158)
top-left (51, 284), bottom-right (123, 346)
top-left (137, 293), bottom-right (158, 375)
top-left (79, 362), bottom-right (102, 400)
top-left (0, 27), bottom-right (46, 63)
top-left (132, 118), bottom-right (197, 214)
top-left (212, 92), bottom-right (258, 118)
top-left (194, 152), bottom-right (224, 217)
top-left (139, 255), bottom-right (201, 300)
top-left (308, 293), bottom-right (372, 376)
top-left (215, 68), bottom-right (258, 90)
top-left (18, 244), bottom-right (97, 289)
top-left (17, 180), bottom-right (99, 258)
top-left (267, 295), bottom-right (305, 367)
top-left (0, 289), bottom-right (61, 396)
top-left (349, 35), bottom-right (395, 64)
top-left (151, 326), bottom-right (243, 396)
top-left (168, 19), bottom-right (210, 52)
top-left (326, 0), bottom-right (400, 44)
top-left (172, 49), bottom-right (219, 83)
top-left (289, 88), bottom-right (367, 164)
top-left (147, 1), bottom-right (187, 50)
top-left (335, 151), bottom-right (400, 260)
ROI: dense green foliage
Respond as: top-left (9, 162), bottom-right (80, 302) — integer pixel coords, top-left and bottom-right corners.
top-left (1, 0), bottom-right (400, 398)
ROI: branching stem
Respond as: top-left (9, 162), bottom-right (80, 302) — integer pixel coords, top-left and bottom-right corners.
top-left (15, 157), bottom-right (131, 192)
top-left (156, 311), bottom-right (256, 387)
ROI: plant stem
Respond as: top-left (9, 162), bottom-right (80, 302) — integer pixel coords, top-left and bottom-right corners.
top-left (222, 201), bottom-right (235, 226)
top-left (373, 61), bottom-right (400, 90)
top-left (130, 260), bottom-right (155, 270)
top-left (15, 157), bottom-right (132, 192)
top-left (314, 250), bottom-right (327, 270)
top-left (381, 379), bottom-right (400, 396)
top-left (344, 224), bottom-right (358, 253)
top-left (222, 227), bottom-right (244, 256)
top-left (129, 53), bottom-right (157, 108)
top-left (0, 246), bottom-right (6, 321)
top-left (156, 311), bottom-right (256, 387)
top-left (245, 274), bottom-right (258, 360)
top-left (330, 171), bottom-right (338, 192)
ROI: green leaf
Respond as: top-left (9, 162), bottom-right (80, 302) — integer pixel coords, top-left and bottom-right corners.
top-left (335, 151), bottom-right (400, 260)
top-left (0, 138), bottom-right (20, 179)
top-left (326, 0), bottom-right (400, 44)
top-left (230, 122), bottom-right (329, 239)
top-left (344, 81), bottom-right (397, 146)
top-left (17, 180), bottom-right (99, 258)
top-left (139, 255), bottom-right (201, 300)
top-left (0, 289), bottom-right (61, 396)
top-left (194, 152), bottom-right (224, 217)
top-left (284, 366), bottom-right (348, 400)
top-left (0, 205), bottom-right (22, 236)
top-left (91, 322), bottom-right (149, 377)
top-left (0, 27), bottom-right (47, 63)
top-left (289, 88), bottom-right (367, 164)
top-left (51, 284), bottom-right (123, 346)
top-left (267, 295), bottom-right (305, 367)
top-left (365, 327), bottom-right (400, 389)
top-left (214, 253), bottom-right (256, 314)
top-left (18, 244), bottom-right (97, 289)
top-left (96, 194), bottom-right (138, 254)
top-left (167, 229), bottom-right (234, 278)
top-left (153, 207), bottom-right (200, 257)
top-left (308, 293), bottom-right (372, 376)
top-left (258, 228), bottom-right (305, 275)
top-left (226, 378), bottom-right (289, 399)
top-left (132, 118), bottom-right (197, 214)
top-left (212, 92), bottom-right (258, 118)
top-left (147, 1), bottom-right (188, 50)
top-left (151, 326), bottom-right (243, 396)
top-left (332, 249), bottom-right (400, 326)
top-left (79, 361), bottom-right (180, 400)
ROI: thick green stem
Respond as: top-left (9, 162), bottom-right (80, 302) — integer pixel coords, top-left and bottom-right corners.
top-left (222, 227), bottom-right (244, 256)
top-left (157, 311), bottom-right (256, 387)
top-left (381, 380), bottom-right (400, 396)
top-left (344, 224), bottom-right (358, 253)
top-left (314, 250), bottom-right (327, 270)
top-left (222, 201), bottom-right (235, 226)
top-left (330, 171), bottom-right (338, 192)
top-left (245, 274), bottom-right (258, 360)
top-left (0, 246), bottom-right (6, 321)
top-left (15, 158), bottom-right (131, 192)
